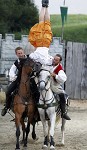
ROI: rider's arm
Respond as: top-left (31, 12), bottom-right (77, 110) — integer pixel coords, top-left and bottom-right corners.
top-left (9, 64), bottom-right (18, 82)
top-left (55, 70), bottom-right (67, 84)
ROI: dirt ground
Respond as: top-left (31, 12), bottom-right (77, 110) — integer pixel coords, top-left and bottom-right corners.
top-left (0, 100), bottom-right (87, 150)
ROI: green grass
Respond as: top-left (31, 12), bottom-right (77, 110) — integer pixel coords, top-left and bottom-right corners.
top-left (50, 14), bottom-right (87, 43)
top-left (14, 14), bottom-right (87, 43)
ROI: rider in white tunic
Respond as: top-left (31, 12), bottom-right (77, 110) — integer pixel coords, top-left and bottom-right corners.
top-left (50, 54), bottom-right (71, 120)
top-left (1, 47), bottom-right (40, 116)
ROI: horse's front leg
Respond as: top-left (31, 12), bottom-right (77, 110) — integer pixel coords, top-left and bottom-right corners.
top-left (48, 109), bottom-right (56, 150)
top-left (24, 121), bottom-right (30, 147)
top-left (15, 114), bottom-right (21, 150)
top-left (20, 118), bottom-right (26, 144)
top-left (38, 108), bottom-right (49, 148)
top-left (61, 118), bottom-right (66, 145)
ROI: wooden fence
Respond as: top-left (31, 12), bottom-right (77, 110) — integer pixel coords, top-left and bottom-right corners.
top-left (65, 42), bottom-right (87, 100)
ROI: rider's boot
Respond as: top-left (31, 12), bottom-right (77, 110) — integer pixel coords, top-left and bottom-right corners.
top-left (61, 105), bottom-right (71, 120)
top-left (59, 93), bottom-right (71, 120)
top-left (1, 106), bottom-right (8, 116)
top-left (1, 96), bottom-right (10, 116)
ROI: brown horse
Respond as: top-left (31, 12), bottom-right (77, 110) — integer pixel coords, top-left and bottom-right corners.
top-left (13, 58), bottom-right (39, 150)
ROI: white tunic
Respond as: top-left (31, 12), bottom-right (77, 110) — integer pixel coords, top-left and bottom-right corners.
top-left (9, 55), bottom-right (27, 82)
top-left (9, 59), bottom-right (20, 82)
top-left (50, 65), bottom-right (67, 94)
top-left (29, 47), bottom-right (53, 65)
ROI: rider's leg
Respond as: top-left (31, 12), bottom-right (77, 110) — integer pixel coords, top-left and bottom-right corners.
top-left (39, 0), bottom-right (49, 22)
top-left (39, 7), bottom-right (46, 22)
top-left (58, 93), bottom-right (71, 120)
top-left (30, 78), bottom-right (40, 103)
top-left (44, 7), bottom-right (50, 21)
top-left (1, 79), bottom-right (18, 116)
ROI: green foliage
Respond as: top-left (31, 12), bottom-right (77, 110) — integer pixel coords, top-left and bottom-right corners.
top-left (0, 0), bottom-right (39, 36)
top-left (51, 14), bottom-right (87, 43)
top-left (0, 2), bottom-right (87, 43)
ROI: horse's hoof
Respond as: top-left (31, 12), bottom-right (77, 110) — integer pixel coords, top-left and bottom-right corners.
top-left (33, 137), bottom-right (39, 141)
top-left (20, 140), bottom-right (24, 144)
top-left (32, 133), bottom-right (36, 140)
top-left (23, 144), bottom-right (27, 147)
top-left (56, 143), bottom-right (65, 147)
top-left (50, 145), bottom-right (55, 150)
top-left (23, 147), bottom-right (27, 150)
top-left (42, 145), bottom-right (48, 149)
top-left (61, 143), bottom-right (65, 146)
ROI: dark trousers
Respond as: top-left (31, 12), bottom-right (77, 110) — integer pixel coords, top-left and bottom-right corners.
top-left (5, 78), bottom-right (18, 108)
top-left (58, 93), bottom-right (66, 114)
top-left (30, 78), bottom-right (40, 103)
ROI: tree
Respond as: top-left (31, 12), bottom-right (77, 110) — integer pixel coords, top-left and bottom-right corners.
top-left (0, 0), bottom-right (39, 36)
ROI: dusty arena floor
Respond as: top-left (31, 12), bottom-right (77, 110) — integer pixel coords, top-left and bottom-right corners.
top-left (0, 100), bottom-right (87, 150)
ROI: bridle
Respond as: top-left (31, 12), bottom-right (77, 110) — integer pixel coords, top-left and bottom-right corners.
top-left (37, 69), bottom-right (57, 109)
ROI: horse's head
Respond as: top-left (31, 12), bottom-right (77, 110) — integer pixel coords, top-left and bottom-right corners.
top-left (33, 62), bottom-right (42, 76)
top-left (21, 57), bottom-right (35, 76)
top-left (38, 65), bottom-right (51, 91)
top-left (20, 57), bottom-right (42, 77)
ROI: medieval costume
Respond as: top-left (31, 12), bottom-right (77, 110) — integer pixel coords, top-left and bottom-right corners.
top-left (50, 63), bottom-right (71, 120)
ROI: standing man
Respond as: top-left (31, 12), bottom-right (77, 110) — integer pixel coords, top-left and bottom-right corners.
top-left (50, 54), bottom-right (71, 120)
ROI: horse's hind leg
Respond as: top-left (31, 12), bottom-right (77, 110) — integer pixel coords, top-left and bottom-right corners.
top-left (61, 118), bottom-right (66, 145)
top-left (32, 121), bottom-right (37, 140)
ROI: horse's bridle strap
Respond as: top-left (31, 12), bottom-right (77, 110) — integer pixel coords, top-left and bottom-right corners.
top-left (37, 102), bottom-right (57, 109)
top-left (14, 102), bottom-right (34, 106)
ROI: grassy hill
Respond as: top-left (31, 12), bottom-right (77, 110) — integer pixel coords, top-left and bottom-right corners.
top-left (14, 14), bottom-right (87, 43)
top-left (50, 14), bottom-right (87, 43)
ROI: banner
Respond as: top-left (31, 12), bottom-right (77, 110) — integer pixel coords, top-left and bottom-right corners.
top-left (60, 6), bottom-right (68, 26)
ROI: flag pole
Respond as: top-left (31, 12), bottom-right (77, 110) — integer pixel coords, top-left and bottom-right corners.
top-left (60, 0), bottom-right (68, 42)
top-left (61, 0), bottom-right (65, 42)
top-left (64, 0), bottom-right (65, 5)
top-left (61, 20), bottom-right (64, 42)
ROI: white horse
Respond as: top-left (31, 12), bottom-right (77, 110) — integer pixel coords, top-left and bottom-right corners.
top-left (37, 65), bottom-right (56, 149)
top-left (37, 65), bottom-right (66, 149)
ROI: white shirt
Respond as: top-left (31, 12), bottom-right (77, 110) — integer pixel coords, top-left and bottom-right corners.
top-left (9, 59), bottom-right (20, 82)
top-left (53, 65), bottom-right (67, 84)
top-left (50, 64), bottom-right (67, 94)
top-left (9, 55), bottom-right (28, 82)
top-left (29, 47), bottom-right (53, 65)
